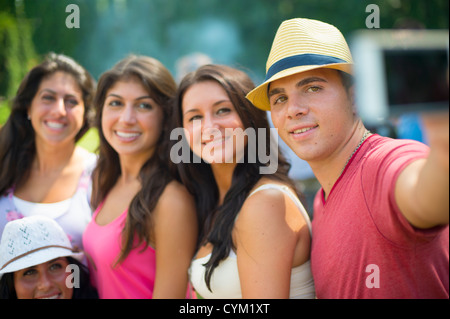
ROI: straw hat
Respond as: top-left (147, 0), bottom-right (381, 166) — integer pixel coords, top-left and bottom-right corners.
top-left (0, 216), bottom-right (83, 280)
top-left (246, 18), bottom-right (354, 111)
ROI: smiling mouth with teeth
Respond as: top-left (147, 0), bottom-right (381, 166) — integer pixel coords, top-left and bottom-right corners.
top-left (292, 125), bottom-right (318, 134)
top-left (202, 136), bottom-right (229, 146)
top-left (46, 121), bottom-right (65, 129)
top-left (38, 293), bottom-right (61, 299)
top-left (115, 131), bottom-right (141, 138)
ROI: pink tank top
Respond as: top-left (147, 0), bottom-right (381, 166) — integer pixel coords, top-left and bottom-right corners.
top-left (83, 202), bottom-right (194, 299)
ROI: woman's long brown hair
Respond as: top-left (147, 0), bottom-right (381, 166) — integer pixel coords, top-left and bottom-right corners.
top-left (171, 64), bottom-right (296, 291)
top-left (0, 52), bottom-right (95, 196)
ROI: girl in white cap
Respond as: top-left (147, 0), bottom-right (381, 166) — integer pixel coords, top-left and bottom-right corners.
top-left (0, 215), bottom-right (97, 299)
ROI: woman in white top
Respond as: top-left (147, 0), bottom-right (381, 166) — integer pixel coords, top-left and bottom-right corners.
top-left (0, 53), bottom-right (96, 249)
top-left (171, 65), bottom-right (315, 298)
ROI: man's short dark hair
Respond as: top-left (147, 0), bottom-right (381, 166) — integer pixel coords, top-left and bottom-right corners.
top-left (337, 70), bottom-right (354, 92)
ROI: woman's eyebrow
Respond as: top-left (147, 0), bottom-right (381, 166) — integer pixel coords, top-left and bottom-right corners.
top-left (106, 93), bottom-right (153, 101)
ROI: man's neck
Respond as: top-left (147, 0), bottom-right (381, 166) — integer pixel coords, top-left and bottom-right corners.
top-left (310, 123), bottom-right (369, 200)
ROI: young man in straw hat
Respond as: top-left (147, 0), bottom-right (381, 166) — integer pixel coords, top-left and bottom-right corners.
top-left (247, 18), bottom-right (448, 299)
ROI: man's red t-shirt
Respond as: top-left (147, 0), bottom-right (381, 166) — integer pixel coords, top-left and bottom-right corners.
top-left (311, 134), bottom-right (449, 299)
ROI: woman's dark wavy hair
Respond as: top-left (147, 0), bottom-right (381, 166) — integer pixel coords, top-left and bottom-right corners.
top-left (0, 257), bottom-right (98, 299)
top-left (0, 52), bottom-right (96, 196)
top-left (91, 55), bottom-right (177, 265)
top-left (171, 64), bottom-right (296, 291)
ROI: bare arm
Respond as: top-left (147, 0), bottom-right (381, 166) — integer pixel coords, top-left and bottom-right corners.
top-left (395, 113), bottom-right (449, 229)
top-left (152, 181), bottom-right (198, 299)
top-left (234, 188), bottom-right (302, 299)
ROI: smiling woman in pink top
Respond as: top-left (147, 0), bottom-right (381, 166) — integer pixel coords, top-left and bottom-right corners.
top-left (82, 55), bottom-right (197, 299)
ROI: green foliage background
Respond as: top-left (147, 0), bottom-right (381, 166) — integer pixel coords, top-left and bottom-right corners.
top-left (1, 0), bottom-right (448, 151)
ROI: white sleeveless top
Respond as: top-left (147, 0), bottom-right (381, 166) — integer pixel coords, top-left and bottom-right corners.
top-left (0, 153), bottom-right (97, 250)
top-left (189, 184), bottom-right (316, 299)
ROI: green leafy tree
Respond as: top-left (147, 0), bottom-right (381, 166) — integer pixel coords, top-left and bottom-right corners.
top-left (0, 8), bottom-right (38, 100)
top-left (0, 0), bottom-right (38, 124)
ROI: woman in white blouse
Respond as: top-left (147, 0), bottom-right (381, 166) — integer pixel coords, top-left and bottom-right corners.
top-left (0, 52), bottom-right (96, 249)
top-left (171, 64), bottom-right (315, 299)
